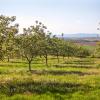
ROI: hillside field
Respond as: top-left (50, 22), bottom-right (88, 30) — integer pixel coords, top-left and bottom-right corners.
top-left (0, 57), bottom-right (100, 100)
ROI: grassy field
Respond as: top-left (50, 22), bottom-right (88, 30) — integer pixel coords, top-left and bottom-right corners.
top-left (0, 57), bottom-right (100, 100)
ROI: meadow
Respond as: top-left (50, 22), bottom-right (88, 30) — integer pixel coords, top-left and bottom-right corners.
top-left (0, 56), bottom-right (100, 100)
top-left (0, 9), bottom-right (100, 100)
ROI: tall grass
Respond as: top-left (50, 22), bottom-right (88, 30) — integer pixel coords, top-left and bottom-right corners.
top-left (0, 57), bottom-right (100, 99)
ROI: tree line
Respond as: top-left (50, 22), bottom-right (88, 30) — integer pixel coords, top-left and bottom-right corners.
top-left (0, 15), bottom-right (98, 71)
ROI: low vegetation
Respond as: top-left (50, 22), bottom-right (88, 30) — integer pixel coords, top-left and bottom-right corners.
top-left (0, 57), bottom-right (100, 100)
top-left (0, 15), bottom-right (100, 100)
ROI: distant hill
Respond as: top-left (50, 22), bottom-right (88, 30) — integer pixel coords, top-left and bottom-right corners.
top-left (56, 33), bottom-right (100, 47)
top-left (57, 33), bottom-right (99, 39)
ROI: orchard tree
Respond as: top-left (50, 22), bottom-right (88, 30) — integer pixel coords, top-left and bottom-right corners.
top-left (16, 28), bottom-right (39, 71)
top-left (38, 32), bottom-right (52, 66)
top-left (94, 22), bottom-right (100, 57)
top-left (95, 42), bottom-right (100, 57)
top-left (31, 21), bottom-right (51, 66)
top-left (60, 41), bottom-right (76, 60)
top-left (76, 46), bottom-right (91, 58)
top-left (16, 21), bottom-right (48, 71)
top-left (0, 15), bottom-right (18, 60)
top-left (4, 24), bottom-right (19, 62)
top-left (50, 36), bottom-right (62, 63)
top-left (0, 15), bottom-right (7, 60)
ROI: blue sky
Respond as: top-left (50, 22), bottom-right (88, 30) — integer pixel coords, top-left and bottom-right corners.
top-left (0, 0), bottom-right (100, 34)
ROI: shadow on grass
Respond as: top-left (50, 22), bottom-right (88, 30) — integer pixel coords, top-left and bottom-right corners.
top-left (10, 61), bottom-right (25, 63)
top-left (0, 64), bottom-right (27, 67)
top-left (65, 62), bottom-right (94, 65)
top-left (10, 61), bottom-right (44, 64)
top-left (64, 60), bottom-right (95, 65)
top-left (53, 64), bottom-right (95, 69)
top-left (30, 70), bottom-right (96, 76)
top-left (0, 81), bottom-right (93, 96)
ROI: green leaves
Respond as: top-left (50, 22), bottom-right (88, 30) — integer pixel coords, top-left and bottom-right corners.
top-left (0, 15), bottom-right (18, 61)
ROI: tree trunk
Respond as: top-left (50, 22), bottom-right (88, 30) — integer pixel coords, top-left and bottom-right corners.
top-left (45, 54), bottom-right (48, 66)
top-left (57, 53), bottom-right (59, 63)
top-left (28, 61), bottom-right (31, 71)
top-left (40, 55), bottom-right (42, 58)
top-left (68, 54), bottom-right (70, 59)
top-left (63, 55), bottom-right (65, 61)
top-left (7, 56), bottom-right (10, 62)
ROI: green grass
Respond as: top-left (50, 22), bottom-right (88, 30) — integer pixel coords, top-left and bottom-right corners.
top-left (82, 45), bottom-right (95, 51)
top-left (0, 57), bottom-right (100, 100)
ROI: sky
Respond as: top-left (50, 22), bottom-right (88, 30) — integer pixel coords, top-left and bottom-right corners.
top-left (0, 0), bottom-right (100, 34)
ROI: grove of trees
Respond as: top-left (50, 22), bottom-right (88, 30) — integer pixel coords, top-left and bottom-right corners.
top-left (0, 15), bottom-right (98, 71)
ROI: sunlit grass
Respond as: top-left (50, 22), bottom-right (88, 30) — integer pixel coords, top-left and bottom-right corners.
top-left (0, 57), bottom-right (100, 99)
